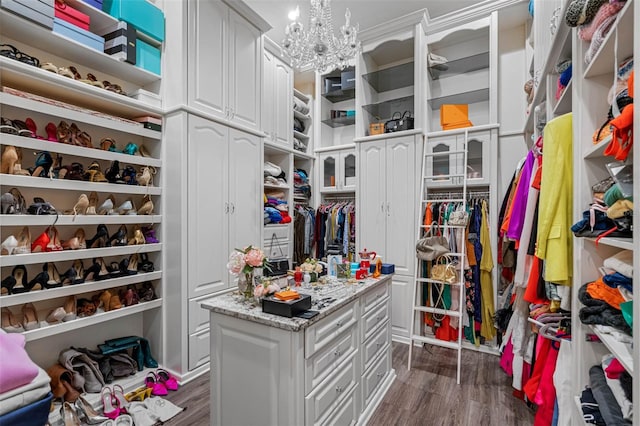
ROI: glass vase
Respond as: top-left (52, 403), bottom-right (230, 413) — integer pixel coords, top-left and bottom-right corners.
top-left (243, 272), bottom-right (254, 299)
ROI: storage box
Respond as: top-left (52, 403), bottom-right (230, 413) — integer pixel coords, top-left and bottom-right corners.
top-left (135, 38), bottom-right (161, 75)
top-left (324, 77), bottom-right (341, 94)
top-left (341, 70), bottom-right (356, 90)
top-left (262, 293), bottom-right (312, 318)
top-left (440, 104), bottom-right (473, 130)
top-left (368, 263), bottom-right (395, 274)
top-left (54, 1), bottom-right (90, 30)
top-left (100, 21), bottom-right (137, 64)
top-left (369, 123), bottom-right (384, 135)
top-left (81, 0), bottom-right (103, 9)
top-left (102, 0), bottom-right (165, 42)
top-left (53, 17), bottom-right (104, 52)
top-left (1, 0), bottom-right (54, 29)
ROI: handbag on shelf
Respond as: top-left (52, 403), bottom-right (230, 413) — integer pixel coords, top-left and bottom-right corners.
top-left (416, 221), bottom-right (449, 261)
top-left (264, 232), bottom-right (289, 277)
top-left (384, 111), bottom-right (414, 133)
top-left (448, 206), bottom-right (469, 227)
top-left (430, 255), bottom-right (459, 284)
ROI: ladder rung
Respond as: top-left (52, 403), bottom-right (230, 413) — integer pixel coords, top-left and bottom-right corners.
top-left (409, 334), bottom-right (461, 350)
top-left (421, 198), bottom-right (465, 203)
top-left (423, 174), bottom-right (466, 180)
top-left (415, 277), bottom-right (462, 285)
top-left (414, 306), bottom-right (461, 317)
top-left (424, 150), bottom-right (466, 157)
top-left (419, 223), bottom-right (467, 228)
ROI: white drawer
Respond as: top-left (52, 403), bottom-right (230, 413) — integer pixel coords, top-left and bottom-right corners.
top-left (189, 294), bottom-right (214, 334)
top-left (361, 299), bottom-right (390, 343)
top-left (360, 282), bottom-right (390, 316)
top-left (362, 348), bottom-right (390, 408)
top-left (362, 320), bottom-right (390, 373)
top-left (305, 355), bottom-right (357, 426)
top-left (325, 384), bottom-right (359, 426)
top-left (264, 224), bottom-right (290, 242)
top-left (305, 301), bottom-right (358, 358)
top-left (305, 326), bottom-right (358, 394)
top-left (188, 328), bottom-right (210, 370)
top-left (264, 241), bottom-right (290, 259)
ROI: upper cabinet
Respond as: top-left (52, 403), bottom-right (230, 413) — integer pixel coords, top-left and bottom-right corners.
top-left (262, 39), bottom-right (293, 147)
top-left (316, 65), bottom-right (357, 149)
top-left (188, 1), bottom-right (262, 131)
top-left (318, 149), bottom-right (357, 193)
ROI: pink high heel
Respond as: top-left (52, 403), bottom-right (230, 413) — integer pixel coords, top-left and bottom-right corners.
top-left (25, 118), bottom-right (44, 140)
top-left (112, 384), bottom-right (130, 413)
top-left (45, 122), bottom-right (58, 142)
top-left (157, 369), bottom-right (179, 391)
top-left (145, 372), bottom-right (168, 396)
top-left (101, 387), bottom-right (120, 420)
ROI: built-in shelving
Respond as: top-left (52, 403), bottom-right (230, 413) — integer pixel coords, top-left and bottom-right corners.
top-left (428, 52), bottom-right (489, 80)
top-left (363, 95), bottom-right (414, 120)
top-left (363, 62), bottom-right (414, 92)
top-left (585, 237), bottom-right (634, 251)
top-left (589, 325), bottom-right (634, 374)
top-left (553, 79), bottom-right (572, 115)
top-left (293, 130), bottom-right (310, 141)
top-left (0, 214), bottom-right (162, 227)
top-left (0, 174), bottom-right (162, 196)
top-left (322, 88), bottom-right (356, 103)
top-left (321, 116), bottom-right (356, 128)
top-left (427, 89), bottom-right (489, 110)
top-left (583, 135), bottom-right (612, 159)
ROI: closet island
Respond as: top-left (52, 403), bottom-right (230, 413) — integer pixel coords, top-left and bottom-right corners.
top-left (201, 274), bottom-right (395, 426)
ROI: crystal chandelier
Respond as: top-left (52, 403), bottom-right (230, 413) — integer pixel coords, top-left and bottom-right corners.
top-left (282, 0), bottom-right (361, 73)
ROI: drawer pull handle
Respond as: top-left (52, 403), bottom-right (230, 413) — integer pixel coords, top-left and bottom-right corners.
top-left (376, 342), bottom-right (383, 347)
top-left (334, 350), bottom-right (342, 357)
top-left (336, 386), bottom-right (344, 393)
top-left (376, 372), bottom-right (384, 378)
top-left (336, 321), bottom-right (343, 327)
top-left (376, 316), bottom-right (383, 322)
top-left (377, 294), bottom-right (382, 298)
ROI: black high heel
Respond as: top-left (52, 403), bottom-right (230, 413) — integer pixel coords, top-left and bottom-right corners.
top-left (108, 261), bottom-right (124, 278)
top-left (44, 263), bottom-right (62, 288)
top-left (61, 264), bottom-right (84, 285)
top-left (83, 260), bottom-right (101, 281)
top-left (27, 264), bottom-right (48, 291)
top-left (138, 253), bottom-right (154, 273)
top-left (86, 224), bottom-right (109, 248)
top-left (2, 265), bottom-right (28, 294)
top-left (120, 257), bottom-right (137, 276)
top-left (107, 225), bottom-right (127, 247)
top-left (94, 257), bottom-right (110, 281)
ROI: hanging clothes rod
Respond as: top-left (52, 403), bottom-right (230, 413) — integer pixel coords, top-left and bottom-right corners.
top-left (322, 194), bottom-right (355, 200)
top-left (427, 190), bottom-right (490, 200)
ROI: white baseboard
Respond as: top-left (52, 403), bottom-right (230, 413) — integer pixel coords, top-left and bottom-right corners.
top-left (175, 363), bottom-right (210, 384)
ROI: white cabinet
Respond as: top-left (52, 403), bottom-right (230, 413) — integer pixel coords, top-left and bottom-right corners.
top-left (187, 116), bottom-right (261, 299)
top-left (424, 130), bottom-right (491, 187)
top-left (263, 46), bottom-right (293, 147)
top-left (319, 149), bottom-right (357, 193)
top-left (188, 0), bottom-right (261, 131)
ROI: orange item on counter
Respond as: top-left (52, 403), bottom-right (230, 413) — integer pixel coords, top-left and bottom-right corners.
top-left (274, 290), bottom-right (301, 301)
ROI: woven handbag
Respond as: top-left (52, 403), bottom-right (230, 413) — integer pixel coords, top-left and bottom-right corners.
top-left (416, 222), bottom-right (449, 261)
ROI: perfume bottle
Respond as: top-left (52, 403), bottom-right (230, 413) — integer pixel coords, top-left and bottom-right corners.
top-left (294, 266), bottom-right (303, 287)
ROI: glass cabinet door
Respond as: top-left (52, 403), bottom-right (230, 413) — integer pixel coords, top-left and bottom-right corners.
top-left (341, 151), bottom-right (356, 191)
top-left (425, 136), bottom-right (457, 187)
top-left (320, 154), bottom-right (337, 192)
top-left (465, 130), bottom-right (491, 186)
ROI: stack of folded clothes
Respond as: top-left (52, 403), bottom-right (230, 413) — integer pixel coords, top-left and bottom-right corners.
top-left (0, 331), bottom-right (53, 426)
top-left (294, 169), bottom-right (311, 200)
top-left (580, 360), bottom-right (633, 425)
top-left (555, 59), bottom-right (572, 100)
top-left (264, 191), bottom-right (291, 225)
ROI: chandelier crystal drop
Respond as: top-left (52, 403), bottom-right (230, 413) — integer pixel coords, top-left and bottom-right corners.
top-left (282, 0), bottom-right (361, 73)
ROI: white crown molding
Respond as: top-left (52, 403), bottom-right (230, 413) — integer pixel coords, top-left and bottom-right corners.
top-left (264, 35), bottom-right (292, 66)
top-left (359, 9), bottom-right (428, 45)
top-left (223, 0), bottom-right (272, 33)
top-left (425, 0), bottom-right (526, 34)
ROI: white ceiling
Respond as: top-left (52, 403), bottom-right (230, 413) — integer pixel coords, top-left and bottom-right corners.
top-left (245, 0), bottom-right (485, 46)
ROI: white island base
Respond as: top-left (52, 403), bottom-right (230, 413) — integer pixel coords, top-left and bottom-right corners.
top-left (201, 275), bottom-right (396, 425)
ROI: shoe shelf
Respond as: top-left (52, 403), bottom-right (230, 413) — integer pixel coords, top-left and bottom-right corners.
top-left (264, 183), bottom-right (290, 190)
top-left (293, 150), bottom-right (315, 161)
top-left (0, 214), bottom-right (162, 227)
top-left (0, 58), bottom-right (163, 119)
top-left (0, 243), bottom-right (162, 268)
top-left (589, 325), bottom-right (634, 374)
top-left (428, 52), bottom-right (490, 80)
top-left (0, 10), bottom-right (160, 86)
top-left (22, 298), bottom-right (162, 342)
top-left (293, 130), bottom-right (310, 141)
top-left (1, 133), bottom-right (162, 168)
top-left (264, 139), bottom-right (314, 160)
top-left (294, 88), bottom-right (311, 104)
top-left (0, 271), bottom-right (162, 308)
top-left (583, 135), bottom-right (612, 159)
top-left (0, 92), bottom-right (161, 140)
top-left (583, 0), bottom-right (633, 79)
top-left (0, 175), bottom-right (162, 196)
top-left (585, 237), bottom-right (634, 251)
top-left (293, 109), bottom-right (312, 123)
top-left (363, 62), bottom-right (414, 93)
top-left (552, 79), bottom-right (572, 116)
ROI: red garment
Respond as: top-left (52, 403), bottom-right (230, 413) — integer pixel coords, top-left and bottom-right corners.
top-left (523, 257), bottom-right (548, 305)
top-left (605, 358), bottom-right (626, 379)
top-left (523, 335), bottom-right (550, 402)
top-left (533, 338), bottom-right (560, 426)
top-left (435, 316), bottom-right (458, 342)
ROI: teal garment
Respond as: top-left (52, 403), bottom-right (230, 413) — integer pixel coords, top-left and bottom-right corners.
top-left (603, 184), bottom-right (633, 206)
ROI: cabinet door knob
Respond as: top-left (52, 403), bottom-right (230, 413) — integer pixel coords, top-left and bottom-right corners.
top-left (381, 203), bottom-right (385, 212)
top-left (335, 386), bottom-right (344, 393)
top-left (225, 202), bottom-right (229, 214)
top-left (336, 321), bottom-right (343, 327)
top-left (230, 203), bottom-right (235, 214)
top-left (334, 350), bottom-right (341, 357)
top-left (376, 372), bottom-right (384, 378)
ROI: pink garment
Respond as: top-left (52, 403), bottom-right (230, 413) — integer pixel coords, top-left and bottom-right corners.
top-left (604, 357), bottom-right (625, 379)
top-left (500, 336), bottom-right (515, 376)
top-left (578, 2), bottom-right (624, 41)
top-left (0, 332), bottom-right (39, 394)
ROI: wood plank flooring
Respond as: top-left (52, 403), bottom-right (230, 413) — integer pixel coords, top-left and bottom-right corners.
top-left (163, 342), bottom-right (534, 426)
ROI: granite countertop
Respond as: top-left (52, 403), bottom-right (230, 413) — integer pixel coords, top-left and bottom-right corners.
top-left (200, 274), bottom-right (392, 332)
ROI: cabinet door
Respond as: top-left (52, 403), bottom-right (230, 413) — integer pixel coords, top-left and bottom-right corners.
top-left (188, 116), bottom-right (229, 298)
top-left (228, 129), bottom-right (262, 266)
top-left (273, 57), bottom-right (293, 146)
top-left (188, 0), bottom-right (227, 120)
top-left (390, 274), bottom-right (413, 339)
top-left (319, 152), bottom-right (338, 192)
top-left (385, 135), bottom-right (416, 275)
top-left (357, 140), bottom-right (386, 260)
top-left (340, 150), bottom-right (357, 191)
top-left (262, 50), bottom-right (275, 141)
top-left (228, 9), bottom-right (261, 131)
top-left (465, 130), bottom-right (491, 186)
top-left (424, 135), bottom-right (458, 187)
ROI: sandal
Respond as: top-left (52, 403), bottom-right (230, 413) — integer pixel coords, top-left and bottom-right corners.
top-left (58, 67), bottom-right (75, 79)
top-left (57, 120), bottom-right (72, 143)
top-left (86, 73), bottom-right (104, 88)
top-left (84, 161), bottom-right (108, 183)
top-left (41, 62), bottom-right (58, 73)
top-left (100, 137), bottom-right (118, 151)
top-left (0, 44), bottom-right (17, 60)
top-left (9, 119), bottom-right (35, 137)
top-left (0, 117), bottom-right (19, 135)
top-left (102, 80), bottom-right (125, 95)
top-left (144, 372), bottom-right (168, 396)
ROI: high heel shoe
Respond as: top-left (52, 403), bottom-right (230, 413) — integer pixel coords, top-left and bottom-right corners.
top-left (123, 142), bottom-right (138, 155)
top-left (1, 235), bottom-right (17, 255)
top-left (15, 226), bottom-right (31, 254)
top-left (112, 384), bottom-right (130, 413)
top-left (145, 372), bottom-right (167, 396)
top-left (86, 224), bottom-right (109, 248)
top-left (121, 166), bottom-right (137, 185)
top-left (100, 137), bottom-right (117, 151)
top-left (72, 193), bottom-right (89, 216)
top-left (62, 296), bottom-right (76, 322)
top-left (138, 145), bottom-right (151, 157)
top-left (45, 262), bottom-right (62, 288)
top-left (122, 254), bottom-right (137, 276)
top-left (60, 401), bottom-right (81, 426)
top-left (141, 227), bottom-right (158, 244)
top-left (31, 228), bottom-right (51, 253)
top-left (24, 118), bottom-right (43, 139)
top-left (94, 257), bottom-right (110, 281)
top-left (157, 369), bottom-right (179, 391)
top-left (22, 302), bottom-right (40, 330)
top-left (30, 151), bottom-right (53, 177)
top-left (86, 191), bottom-right (99, 215)
top-left (137, 195), bottom-right (154, 215)
top-left (99, 289), bottom-right (112, 312)
top-left (113, 199), bottom-right (136, 215)
top-left (72, 260), bottom-right (85, 282)
top-left (97, 194), bottom-right (115, 215)
top-left (1, 145), bottom-right (18, 174)
top-left (61, 264), bottom-right (84, 285)
top-left (62, 228), bottom-right (86, 250)
top-left (46, 226), bottom-right (63, 252)
top-left (136, 166), bottom-right (156, 187)
top-left (83, 260), bottom-right (101, 281)
top-left (101, 387), bottom-right (120, 420)
top-left (107, 225), bottom-right (128, 247)
top-left (105, 160), bottom-right (124, 184)
top-left (138, 253), bottom-right (154, 273)
top-left (75, 394), bottom-right (108, 424)
top-left (9, 188), bottom-right (27, 214)
top-left (12, 146), bottom-right (31, 176)
top-left (3, 265), bottom-right (28, 294)
top-left (45, 122), bottom-right (58, 141)
top-left (1, 307), bottom-right (24, 333)
top-left (84, 161), bottom-right (108, 183)
top-left (108, 261), bottom-right (124, 278)
top-left (127, 227), bottom-right (145, 245)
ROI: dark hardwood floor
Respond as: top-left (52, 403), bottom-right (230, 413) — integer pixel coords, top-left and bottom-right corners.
top-left (164, 342), bottom-right (534, 426)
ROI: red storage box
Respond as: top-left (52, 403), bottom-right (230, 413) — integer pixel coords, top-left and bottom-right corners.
top-left (54, 1), bottom-right (89, 30)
